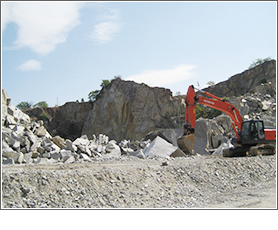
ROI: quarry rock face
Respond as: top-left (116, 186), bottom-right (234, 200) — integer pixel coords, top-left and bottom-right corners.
top-left (82, 78), bottom-right (186, 142)
top-left (203, 60), bottom-right (276, 98)
top-left (25, 101), bottom-right (93, 140)
top-left (2, 61), bottom-right (276, 164)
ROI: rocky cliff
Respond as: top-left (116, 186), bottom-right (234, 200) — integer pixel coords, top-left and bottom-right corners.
top-left (82, 78), bottom-right (185, 142)
top-left (25, 102), bottom-right (92, 140)
top-left (23, 60), bottom-right (276, 143)
top-left (203, 60), bottom-right (276, 98)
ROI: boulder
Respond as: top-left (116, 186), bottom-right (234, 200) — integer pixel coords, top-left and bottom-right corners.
top-left (50, 151), bottom-right (60, 160)
top-left (25, 130), bottom-right (38, 147)
top-left (3, 151), bottom-right (24, 164)
top-left (170, 148), bottom-right (187, 157)
top-left (65, 139), bottom-right (77, 152)
top-left (60, 149), bottom-right (74, 162)
top-left (64, 155), bottom-right (75, 164)
top-left (161, 128), bottom-right (184, 147)
top-left (105, 142), bottom-right (121, 157)
top-left (193, 118), bottom-right (211, 155)
top-left (3, 158), bottom-right (14, 164)
top-left (4, 114), bottom-right (17, 126)
top-left (212, 139), bottom-right (234, 156)
top-left (128, 149), bottom-right (145, 159)
top-left (80, 153), bottom-right (92, 162)
top-left (143, 136), bottom-right (178, 158)
top-left (12, 125), bottom-right (25, 135)
top-left (23, 152), bottom-right (33, 164)
top-left (2, 140), bottom-right (15, 154)
top-left (52, 136), bottom-right (66, 149)
top-left (2, 88), bottom-right (11, 106)
top-left (33, 126), bottom-right (47, 137)
top-left (33, 158), bottom-right (48, 165)
top-left (262, 100), bottom-right (272, 111)
top-left (73, 136), bottom-right (89, 148)
top-left (42, 152), bottom-right (51, 159)
top-left (32, 151), bottom-right (40, 158)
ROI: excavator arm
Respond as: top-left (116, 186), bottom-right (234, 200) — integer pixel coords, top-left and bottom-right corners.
top-left (185, 85), bottom-right (243, 141)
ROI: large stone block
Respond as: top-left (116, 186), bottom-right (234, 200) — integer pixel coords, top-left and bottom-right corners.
top-left (3, 158), bottom-right (14, 164)
top-left (34, 126), bottom-right (47, 137)
top-left (52, 136), bottom-right (66, 149)
top-left (50, 151), bottom-right (61, 160)
top-left (105, 142), bottom-right (121, 157)
top-left (66, 139), bottom-right (77, 152)
top-left (2, 140), bottom-right (14, 154)
top-left (143, 136), bottom-right (177, 158)
top-left (60, 149), bottom-right (73, 162)
top-left (3, 151), bottom-right (24, 164)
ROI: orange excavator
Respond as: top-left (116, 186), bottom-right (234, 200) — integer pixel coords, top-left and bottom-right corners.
top-left (177, 85), bottom-right (276, 157)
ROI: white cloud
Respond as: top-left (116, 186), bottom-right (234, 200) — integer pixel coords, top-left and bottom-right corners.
top-left (1, 2), bottom-right (14, 31)
top-left (90, 9), bottom-right (121, 44)
top-left (17, 59), bottom-right (41, 72)
top-left (125, 64), bottom-right (197, 88)
top-left (2, 2), bottom-right (82, 55)
top-left (90, 22), bottom-right (121, 44)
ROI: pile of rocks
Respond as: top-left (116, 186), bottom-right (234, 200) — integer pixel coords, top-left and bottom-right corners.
top-left (3, 89), bottom-right (184, 165)
top-left (228, 88), bottom-right (276, 127)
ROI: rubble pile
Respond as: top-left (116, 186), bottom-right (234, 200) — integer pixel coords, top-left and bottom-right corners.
top-left (2, 89), bottom-right (180, 165)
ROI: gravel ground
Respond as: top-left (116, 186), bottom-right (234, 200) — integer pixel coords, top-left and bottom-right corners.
top-left (1, 154), bottom-right (276, 209)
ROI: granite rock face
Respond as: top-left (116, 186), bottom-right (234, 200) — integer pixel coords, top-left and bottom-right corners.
top-left (82, 78), bottom-right (186, 142)
top-left (203, 60), bottom-right (276, 98)
top-left (25, 101), bottom-right (93, 140)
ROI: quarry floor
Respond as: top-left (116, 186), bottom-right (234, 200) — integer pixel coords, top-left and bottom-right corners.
top-left (1, 154), bottom-right (276, 209)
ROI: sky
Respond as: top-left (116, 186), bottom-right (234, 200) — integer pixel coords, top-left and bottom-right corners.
top-left (1, 1), bottom-right (277, 107)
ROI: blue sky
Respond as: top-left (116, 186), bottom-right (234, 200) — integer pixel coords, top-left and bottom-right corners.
top-left (2, 1), bottom-right (277, 107)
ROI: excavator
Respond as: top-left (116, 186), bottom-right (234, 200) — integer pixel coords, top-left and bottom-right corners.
top-left (177, 85), bottom-right (276, 157)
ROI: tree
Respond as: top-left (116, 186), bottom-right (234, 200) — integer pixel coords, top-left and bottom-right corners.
top-left (33, 101), bottom-right (48, 108)
top-left (249, 57), bottom-right (273, 69)
top-left (207, 81), bottom-right (215, 86)
top-left (100, 79), bottom-right (110, 89)
top-left (88, 90), bottom-right (100, 102)
top-left (88, 79), bottom-right (111, 102)
top-left (16, 101), bottom-right (33, 110)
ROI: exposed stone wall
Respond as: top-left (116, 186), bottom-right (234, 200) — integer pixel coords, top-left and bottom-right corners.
top-left (82, 78), bottom-right (185, 142)
top-left (203, 60), bottom-right (276, 98)
top-left (21, 60), bottom-right (276, 143)
top-left (25, 102), bottom-right (93, 140)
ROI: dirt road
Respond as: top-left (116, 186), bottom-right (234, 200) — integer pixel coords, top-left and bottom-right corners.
top-left (2, 155), bottom-right (276, 209)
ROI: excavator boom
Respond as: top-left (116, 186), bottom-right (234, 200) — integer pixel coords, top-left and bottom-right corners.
top-left (184, 85), bottom-right (243, 140)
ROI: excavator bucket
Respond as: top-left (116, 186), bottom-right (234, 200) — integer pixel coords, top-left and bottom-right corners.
top-left (177, 134), bottom-right (196, 155)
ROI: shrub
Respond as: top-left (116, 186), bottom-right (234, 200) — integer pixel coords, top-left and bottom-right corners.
top-left (33, 101), bottom-right (48, 108)
top-left (249, 57), bottom-right (274, 69)
top-left (16, 102), bottom-right (33, 110)
top-left (88, 79), bottom-right (111, 102)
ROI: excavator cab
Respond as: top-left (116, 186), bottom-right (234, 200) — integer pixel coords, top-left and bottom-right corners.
top-left (240, 120), bottom-right (266, 145)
